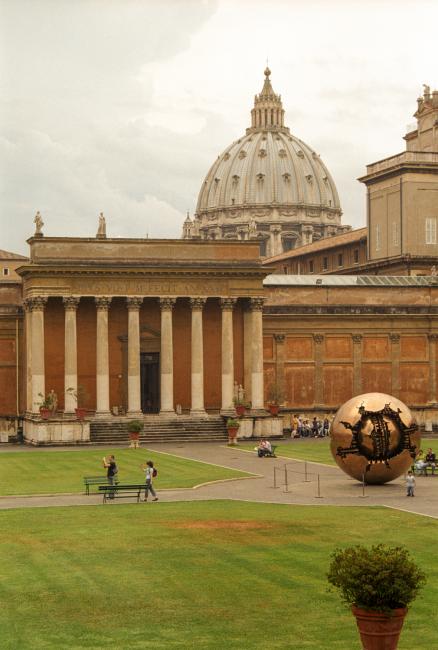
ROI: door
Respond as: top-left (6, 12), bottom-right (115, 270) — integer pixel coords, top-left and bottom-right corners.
top-left (140, 352), bottom-right (160, 413)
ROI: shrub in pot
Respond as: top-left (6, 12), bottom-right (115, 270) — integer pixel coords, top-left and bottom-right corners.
top-left (267, 385), bottom-right (283, 416)
top-left (226, 417), bottom-right (240, 444)
top-left (127, 419), bottom-right (143, 448)
top-left (327, 544), bottom-right (426, 650)
top-left (66, 385), bottom-right (88, 419)
top-left (233, 397), bottom-right (250, 417)
top-left (37, 393), bottom-right (51, 419)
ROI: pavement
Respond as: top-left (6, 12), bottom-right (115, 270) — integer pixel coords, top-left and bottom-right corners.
top-left (0, 440), bottom-right (437, 518)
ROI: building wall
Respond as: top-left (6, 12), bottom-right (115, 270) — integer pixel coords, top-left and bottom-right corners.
top-left (0, 284), bottom-right (24, 417)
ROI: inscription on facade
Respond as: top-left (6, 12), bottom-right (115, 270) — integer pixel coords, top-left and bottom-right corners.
top-left (68, 278), bottom-right (230, 296)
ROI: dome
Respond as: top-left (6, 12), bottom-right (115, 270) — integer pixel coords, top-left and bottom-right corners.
top-left (184, 68), bottom-right (349, 256)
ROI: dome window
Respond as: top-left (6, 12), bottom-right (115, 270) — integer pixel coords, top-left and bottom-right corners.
top-left (238, 150), bottom-right (247, 159)
top-left (232, 175), bottom-right (240, 183)
top-left (312, 152), bottom-right (319, 159)
top-left (256, 173), bottom-right (265, 181)
top-left (306, 174), bottom-right (313, 184)
top-left (279, 149), bottom-right (287, 158)
top-left (283, 173), bottom-right (291, 182)
top-left (297, 150), bottom-right (304, 158)
top-left (323, 176), bottom-right (328, 185)
top-left (214, 177), bottom-right (220, 183)
top-left (224, 153), bottom-right (230, 160)
top-left (258, 149), bottom-right (267, 158)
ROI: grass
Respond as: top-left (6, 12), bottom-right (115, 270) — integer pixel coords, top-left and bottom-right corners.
top-left (238, 437), bottom-right (437, 467)
top-left (0, 501), bottom-right (436, 649)
top-left (0, 448), bottom-right (250, 496)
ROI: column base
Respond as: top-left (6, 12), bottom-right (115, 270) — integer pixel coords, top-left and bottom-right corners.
top-left (249, 408), bottom-right (268, 416)
top-left (220, 408), bottom-right (235, 417)
top-left (159, 410), bottom-right (177, 418)
top-left (127, 411), bottom-right (143, 418)
top-left (190, 409), bottom-right (208, 418)
top-left (94, 410), bottom-right (112, 419)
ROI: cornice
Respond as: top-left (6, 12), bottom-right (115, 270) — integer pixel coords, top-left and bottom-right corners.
top-left (263, 305), bottom-right (438, 316)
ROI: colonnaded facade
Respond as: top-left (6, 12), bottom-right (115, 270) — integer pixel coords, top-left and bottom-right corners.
top-left (13, 235), bottom-right (277, 443)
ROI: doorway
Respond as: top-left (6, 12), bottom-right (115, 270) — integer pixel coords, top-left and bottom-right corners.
top-left (140, 352), bottom-right (160, 413)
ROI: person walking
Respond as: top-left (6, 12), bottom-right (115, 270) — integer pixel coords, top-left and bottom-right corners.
top-left (141, 460), bottom-right (158, 502)
top-left (103, 455), bottom-right (118, 499)
top-left (406, 471), bottom-right (416, 497)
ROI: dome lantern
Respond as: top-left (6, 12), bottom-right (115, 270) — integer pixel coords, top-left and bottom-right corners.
top-left (250, 67), bottom-right (286, 131)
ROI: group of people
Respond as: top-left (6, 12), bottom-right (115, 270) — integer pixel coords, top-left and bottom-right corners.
top-left (289, 415), bottom-right (331, 438)
top-left (102, 455), bottom-right (158, 501)
top-left (256, 438), bottom-right (273, 457)
top-left (406, 447), bottom-right (436, 497)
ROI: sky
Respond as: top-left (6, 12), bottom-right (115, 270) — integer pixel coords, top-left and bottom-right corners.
top-left (1, 0), bottom-right (437, 255)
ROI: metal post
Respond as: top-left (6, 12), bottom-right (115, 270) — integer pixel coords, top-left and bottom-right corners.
top-left (273, 467), bottom-right (278, 489)
top-left (359, 473), bottom-right (368, 498)
top-left (284, 465), bottom-right (289, 492)
top-left (315, 474), bottom-right (323, 498)
top-left (304, 461), bottom-right (310, 482)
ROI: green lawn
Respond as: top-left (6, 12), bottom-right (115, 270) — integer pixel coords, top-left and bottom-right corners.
top-left (0, 448), bottom-right (250, 496)
top-left (238, 437), bottom-right (437, 466)
top-left (0, 501), bottom-right (436, 649)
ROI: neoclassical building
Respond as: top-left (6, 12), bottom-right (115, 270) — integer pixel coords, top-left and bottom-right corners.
top-left (182, 68), bottom-right (350, 256)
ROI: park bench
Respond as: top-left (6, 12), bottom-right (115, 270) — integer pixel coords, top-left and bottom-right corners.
top-left (99, 484), bottom-right (145, 503)
top-left (83, 476), bottom-right (111, 495)
top-left (412, 464), bottom-right (436, 477)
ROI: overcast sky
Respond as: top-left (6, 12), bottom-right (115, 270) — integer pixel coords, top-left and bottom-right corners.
top-left (1, 0), bottom-right (437, 255)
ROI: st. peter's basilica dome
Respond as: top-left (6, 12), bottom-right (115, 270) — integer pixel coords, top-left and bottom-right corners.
top-left (182, 68), bottom-right (350, 256)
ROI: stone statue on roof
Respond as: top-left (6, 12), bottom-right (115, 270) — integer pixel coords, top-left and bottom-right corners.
top-left (33, 211), bottom-right (44, 236)
top-left (97, 212), bottom-right (107, 239)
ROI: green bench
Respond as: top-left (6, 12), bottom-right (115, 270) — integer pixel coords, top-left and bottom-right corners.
top-left (99, 484), bottom-right (145, 503)
top-left (83, 476), bottom-right (111, 495)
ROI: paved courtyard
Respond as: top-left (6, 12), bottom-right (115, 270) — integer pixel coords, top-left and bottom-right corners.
top-left (0, 440), bottom-right (437, 518)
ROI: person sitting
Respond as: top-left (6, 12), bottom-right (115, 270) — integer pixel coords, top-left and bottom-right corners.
top-left (257, 438), bottom-right (272, 457)
top-left (414, 449), bottom-right (426, 475)
top-left (424, 448), bottom-right (436, 475)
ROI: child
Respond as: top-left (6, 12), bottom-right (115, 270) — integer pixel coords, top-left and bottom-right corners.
top-left (406, 470), bottom-right (416, 497)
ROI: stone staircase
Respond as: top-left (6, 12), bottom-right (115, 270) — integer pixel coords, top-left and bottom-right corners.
top-left (90, 415), bottom-right (228, 445)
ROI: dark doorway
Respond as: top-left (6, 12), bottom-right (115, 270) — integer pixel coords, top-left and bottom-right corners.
top-left (140, 352), bottom-right (160, 413)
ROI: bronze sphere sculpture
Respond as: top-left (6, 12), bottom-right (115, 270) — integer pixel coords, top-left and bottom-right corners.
top-left (330, 393), bottom-right (420, 484)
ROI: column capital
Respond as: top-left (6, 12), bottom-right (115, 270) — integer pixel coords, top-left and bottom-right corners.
top-left (159, 297), bottom-right (176, 311)
top-left (313, 334), bottom-right (324, 344)
top-left (352, 334), bottom-right (363, 344)
top-left (190, 297), bottom-right (207, 310)
top-left (63, 296), bottom-right (80, 311)
top-left (428, 333), bottom-right (438, 342)
top-left (389, 333), bottom-right (400, 343)
top-left (126, 297), bottom-right (143, 310)
top-left (220, 297), bottom-right (237, 310)
top-left (24, 296), bottom-right (47, 311)
top-left (95, 296), bottom-right (112, 310)
top-left (274, 333), bottom-right (285, 343)
top-left (249, 297), bottom-right (264, 311)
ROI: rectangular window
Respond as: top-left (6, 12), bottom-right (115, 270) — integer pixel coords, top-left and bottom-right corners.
top-left (426, 217), bottom-right (437, 244)
top-left (392, 221), bottom-right (399, 246)
top-left (309, 260), bottom-right (314, 274)
top-left (338, 253), bottom-right (343, 267)
top-left (353, 249), bottom-right (359, 264)
top-left (2, 268), bottom-right (9, 276)
top-left (375, 224), bottom-right (381, 251)
top-left (322, 256), bottom-right (328, 271)
top-left (283, 265), bottom-right (288, 275)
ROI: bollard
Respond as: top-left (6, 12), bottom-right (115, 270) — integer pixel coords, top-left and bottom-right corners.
top-left (304, 461), bottom-right (310, 482)
top-left (284, 465), bottom-right (289, 492)
top-left (273, 466), bottom-right (278, 489)
top-left (359, 472), bottom-right (368, 498)
top-left (315, 474), bottom-right (323, 498)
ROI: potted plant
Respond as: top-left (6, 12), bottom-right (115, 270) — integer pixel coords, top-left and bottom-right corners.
top-left (233, 397), bottom-right (250, 418)
top-left (66, 385), bottom-right (88, 420)
top-left (127, 419), bottom-right (143, 448)
top-left (267, 384), bottom-right (283, 416)
top-left (37, 393), bottom-right (51, 419)
top-left (327, 544), bottom-right (426, 650)
top-left (226, 417), bottom-right (240, 444)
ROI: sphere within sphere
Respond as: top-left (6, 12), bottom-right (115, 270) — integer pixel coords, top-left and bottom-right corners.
top-left (330, 393), bottom-right (420, 484)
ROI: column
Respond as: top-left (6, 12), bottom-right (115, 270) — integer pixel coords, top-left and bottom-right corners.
top-left (95, 297), bottom-right (112, 416)
top-left (127, 297), bottom-right (143, 416)
top-left (352, 334), bottom-right (363, 396)
top-left (159, 298), bottom-right (176, 415)
top-left (243, 307), bottom-right (252, 402)
top-left (190, 298), bottom-right (207, 416)
top-left (29, 296), bottom-right (47, 414)
top-left (23, 300), bottom-right (32, 412)
top-left (250, 297), bottom-right (264, 411)
top-left (428, 334), bottom-right (438, 404)
top-left (220, 298), bottom-right (237, 411)
top-left (274, 334), bottom-right (285, 404)
top-left (389, 333), bottom-right (400, 398)
top-left (63, 296), bottom-right (80, 414)
top-left (313, 334), bottom-right (324, 407)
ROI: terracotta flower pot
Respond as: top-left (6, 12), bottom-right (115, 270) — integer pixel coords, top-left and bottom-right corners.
top-left (227, 426), bottom-right (239, 443)
top-left (235, 404), bottom-right (246, 417)
top-left (129, 431), bottom-right (140, 440)
top-left (75, 408), bottom-right (86, 420)
top-left (352, 606), bottom-right (407, 650)
top-left (39, 408), bottom-right (50, 420)
top-left (268, 403), bottom-right (280, 416)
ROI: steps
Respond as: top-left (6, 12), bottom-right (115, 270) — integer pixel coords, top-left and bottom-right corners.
top-left (90, 416), bottom-right (228, 445)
